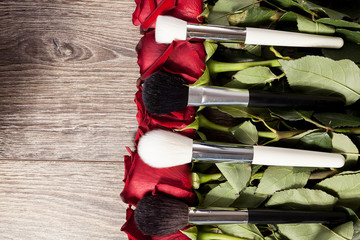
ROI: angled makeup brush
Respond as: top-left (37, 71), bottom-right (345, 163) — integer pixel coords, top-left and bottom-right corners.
top-left (142, 71), bottom-right (345, 115)
top-left (155, 15), bottom-right (344, 49)
top-left (134, 195), bottom-right (348, 236)
top-left (137, 129), bottom-right (345, 168)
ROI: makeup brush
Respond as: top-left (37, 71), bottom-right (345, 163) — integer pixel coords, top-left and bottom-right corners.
top-left (134, 195), bottom-right (348, 236)
top-left (137, 129), bottom-right (345, 168)
top-left (142, 71), bottom-right (345, 115)
top-left (155, 15), bottom-right (344, 49)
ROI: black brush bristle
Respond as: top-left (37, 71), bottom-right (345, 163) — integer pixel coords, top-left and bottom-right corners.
top-left (142, 71), bottom-right (189, 114)
top-left (134, 195), bottom-right (189, 236)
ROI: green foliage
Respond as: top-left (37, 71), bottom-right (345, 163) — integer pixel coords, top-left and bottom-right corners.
top-left (265, 188), bottom-right (338, 210)
top-left (296, 14), bottom-right (335, 34)
top-left (230, 121), bottom-right (258, 144)
top-left (188, 1), bottom-right (360, 239)
top-left (217, 224), bottom-right (265, 240)
top-left (277, 222), bottom-right (354, 240)
top-left (231, 187), bottom-right (267, 208)
top-left (226, 66), bottom-right (277, 87)
top-left (314, 112), bottom-right (360, 128)
top-left (228, 7), bottom-right (281, 27)
top-left (255, 166), bottom-right (311, 195)
top-left (317, 18), bottom-right (360, 29)
top-left (207, 0), bottom-right (258, 25)
top-left (202, 181), bottom-right (239, 207)
top-left (315, 172), bottom-right (360, 210)
top-left (299, 131), bottom-right (332, 150)
top-left (337, 28), bottom-right (360, 44)
top-left (279, 56), bottom-right (360, 105)
top-left (216, 162), bottom-right (252, 193)
top-left (331, 133), bottom-right (359, 166)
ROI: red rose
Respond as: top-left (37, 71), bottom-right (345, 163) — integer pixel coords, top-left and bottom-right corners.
top-left (120, 148), bottom-right (196, 206)
top-left (136, 30), bottom-right (205, 80)
top-left (132, 0), bottom-right (203, 30)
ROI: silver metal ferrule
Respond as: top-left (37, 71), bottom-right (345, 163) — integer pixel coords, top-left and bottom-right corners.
top-left (188, 86), bottom-right (250, 106)
top-left (188, 209), bottom-right (249, 224)
top-left (187, 24), bottom-right (247, 42)
top-left (192, 142), bottom-right (254, 163)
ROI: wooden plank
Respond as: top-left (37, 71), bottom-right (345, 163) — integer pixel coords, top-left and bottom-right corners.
top-left (0, 0), bottom-right (140, 161)
top-left (0, 160), bottom-right (128, 239)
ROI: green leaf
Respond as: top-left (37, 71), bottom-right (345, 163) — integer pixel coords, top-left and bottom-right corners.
top-left (342, 207), bottom-right (360, 240)
top-left (264, 232), bottom-right (285, 240)
top-left (302, 2), bottom-right (347, 20)
top-left (270, 109), bottom-right (313, 121)
top-left (204, 41), bottom-right (218, 62)
top-left (217, 224), bottom-right (265, 240)
top-left (207, 0), bottom-right (258, 25)
top-left (337, 28), bottom-right (360, 44)
top-left (178, 115), bottom-right (199, 131)
top-left (265, 188), bottom-right (338, 211)
top-left (216, 162), bottom-right (252, 193)
top-left (266, 0), bottom-right (296, 9)
top-left (227, 7), bottom-right (282, 27)
top-left (226, 66), bottom-right (277, 87)
top-left (332, 133), bottom-right (358, 166)
top-left (317, 18), bottom-right (360, 29)
top-left (256, 166), bottom-right (311, 195)
top-left (315, 172), bottom-right (360, 210)
top-left (181, 226), bottom-right (198, 240)
top-left (216, 106), bottom-right (274, 121)
top-left (231, 187), bottom-right (267, 208)
top-left (296, 14), bottom-right (335, 34)
top-left (202, 181), bottom-right (239, 207)
top-left (244, 44), bottom-right (262, 56)
top-left (286, 129), bottom-right (319, 141)
top-left (230, 121), bottom-right (258, 145)
top-left (193, 67), bottom-right (210, 87)
top-left (278, 222), bottom-right (354, 240)
top-left (266, 0), bottom-right (315, 16)
top-left (299, 131), bottom-right (332, 150)
top-left (314, 8), bottom-right (347, 20)
top-left (279, 56), bottom-right (360, 105)
top-left (314, 112), bottom-right (360, 128)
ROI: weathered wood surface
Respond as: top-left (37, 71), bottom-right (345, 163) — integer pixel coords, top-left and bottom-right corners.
top-left (0, 0), bottom-right (139, 161)
top-left (0, 0), bottom-right (140, 239)
top-left (0, 160), bottom-right (127, 239)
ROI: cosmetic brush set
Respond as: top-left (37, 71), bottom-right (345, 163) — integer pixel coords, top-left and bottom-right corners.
top-left (129, 16), bottom-right (352, 236)
top-left (125, 3), bottom-right (359, 237)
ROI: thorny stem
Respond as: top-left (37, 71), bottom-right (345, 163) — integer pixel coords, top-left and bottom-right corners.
top-left (198, 113), bottom-right (230, 133)
top-left (192, 172), bottom-right (223, 189)
top-left (295, 111), bottom-right (334, 132)
top-left (207, 59), bottom-right (281, 74)
top-left (198, 113), bottom-right (304, 140)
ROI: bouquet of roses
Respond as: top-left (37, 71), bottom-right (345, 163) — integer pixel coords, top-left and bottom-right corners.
top-left (122, 0), bottom-right (360, 239)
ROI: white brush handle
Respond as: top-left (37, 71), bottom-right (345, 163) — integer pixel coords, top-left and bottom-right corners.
top-left (252, 146), bottom-right (345, 168)
top-left (245, 27), bottom-right (344, 49)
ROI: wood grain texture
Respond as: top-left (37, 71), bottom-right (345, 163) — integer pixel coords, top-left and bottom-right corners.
top-left (0, 160), bottom-right (128, 239)
top-left (0, 0), bottom-right (140, 161)
top-left (0, 0), bottom-right (141, 239)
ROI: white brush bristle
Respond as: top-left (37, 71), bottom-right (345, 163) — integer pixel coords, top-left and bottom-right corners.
top-left (138, 129), bottom-right (193, 168)
top-left (155, 15), bottom-right (187, 44)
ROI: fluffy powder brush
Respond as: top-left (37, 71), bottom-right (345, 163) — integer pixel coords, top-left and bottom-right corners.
top-left (155, 15), bottom-right (343, 48)
top-left (137, 129), bottom-right (345, 169)
top-left (142, 71), bottom-right (345, 115)
top-left (134, 195), bottom-right (348, 236)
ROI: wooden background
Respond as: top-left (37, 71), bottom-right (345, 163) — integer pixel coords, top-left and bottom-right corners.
top-left (0, 0), bottom-right (139, 239)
